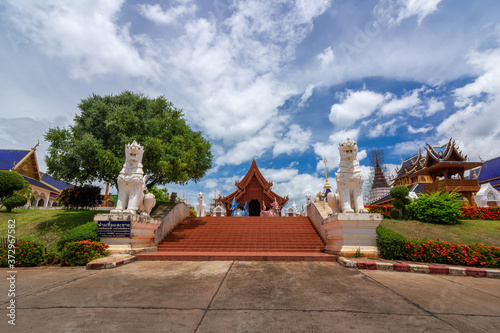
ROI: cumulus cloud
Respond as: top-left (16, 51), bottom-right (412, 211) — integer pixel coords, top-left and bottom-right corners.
top-left (423, 97), bottom-right (445, 116)
top-left (272, 173), bottom-right (326, 207)
top-left (5, 0), bottom-right (159, 81)
top-left (380, 89), bottom-right (421, 115)
top-left (374, 0), bottom-right (443, 26)
top-left (329, 90), bottom-right (386, 128)
top-left (368, 119), bottom-right (398, 138)
top-left (138, 1), bottom-right (197, 25)
top-left (436, 45), bottom-right (500, 160)
top-left (298, 84), bottom-right (316, 106)
top-left (273, 124), bottom-right (312, 157)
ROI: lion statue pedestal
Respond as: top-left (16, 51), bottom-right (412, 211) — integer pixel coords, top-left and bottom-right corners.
top-left (95, 141), bottom-right (160, 254)
top-left (319, 138), bottom-right (382, 257)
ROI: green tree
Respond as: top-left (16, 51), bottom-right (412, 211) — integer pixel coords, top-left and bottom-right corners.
top-left (0, 170), bottom-right (29, 212)
top-left (389, 185), bottom-right (411, 220)
top-left (45, 91), bottom-right (212, 188)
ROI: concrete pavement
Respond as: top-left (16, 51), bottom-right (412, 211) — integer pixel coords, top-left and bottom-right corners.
top-left (1, 261), bottom-right (499, 332)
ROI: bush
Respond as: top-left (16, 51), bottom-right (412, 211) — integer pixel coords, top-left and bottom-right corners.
top-left (60, 240), bottom-right (108, 266)
top-left (392, 199), bottom-right (404, 209)
top-left (57, 222), bottom-right (99, 252)
top-left (376, 226), bottom-right (406, 260)
top-left (404, 240), bottom-right (500, 268)
top-left (58, 185), bottom-right (102, 209)
top-left (189, 209), bottom-right (197, 217)
top-left (3, 193), bottom-right (28, 212)
top-left (390, 185), bottom-right (409, 200)
top-left (14, 239), bottom-right (45, 267)
top-left (365, 205), bottom-right (393, 218)
top-left (407, 191), bottom-right (463, 225)
top-left (389, 210), bottom-right (400, 220)
top-left (461, 206), bottom-right (500, 220)
top-left (0, 170), bottom-right (27, 198)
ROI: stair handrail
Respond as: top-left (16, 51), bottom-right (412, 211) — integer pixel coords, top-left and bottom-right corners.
top-left (153, 202), bottom-right (190, 245)
top-left (306, 202), bottom-right (329, 243)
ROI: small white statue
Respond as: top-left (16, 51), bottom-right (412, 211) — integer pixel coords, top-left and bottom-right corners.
top-left (111, 141), bottom-right (156, 216)
top-left (327, 138), bottom-right (367, 214)
top-left (196, 192), bottom-right (206, 217)
top-left (302, 194), bottom-right (312, 216)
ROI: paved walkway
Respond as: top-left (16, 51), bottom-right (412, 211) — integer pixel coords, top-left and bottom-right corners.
top-left (1, 261), bottom-right (499, 332)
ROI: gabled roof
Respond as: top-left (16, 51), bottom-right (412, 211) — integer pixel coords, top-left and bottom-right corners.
top-left (0, 149), bottom-right (31, 170)
top-left (235, 159), bottom-right (273, 190)
top-left (468, 156), bottom-right (500, 184)
top-left (424, 138), bottom-right (467, 167)
top-left (220, 159), bottom-right (288, 205)
top-left (393, 151), bottom-right (425, 181)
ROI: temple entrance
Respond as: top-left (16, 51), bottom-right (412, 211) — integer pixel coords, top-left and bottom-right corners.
top-left (249, 199), bottom-right (260, 216)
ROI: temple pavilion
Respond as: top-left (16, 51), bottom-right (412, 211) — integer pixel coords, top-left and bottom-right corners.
top-left (372, 139), bottom-right (482, 205)
top-left (0, 144), bottom-right (74, 207)
top-left (219, 160), bottom-right (288, 216)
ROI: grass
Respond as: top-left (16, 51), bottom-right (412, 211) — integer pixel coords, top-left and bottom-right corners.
top-left (0, 209), bottom-right (109, 240)
top-left (381, 219), bottom-right (500, 247)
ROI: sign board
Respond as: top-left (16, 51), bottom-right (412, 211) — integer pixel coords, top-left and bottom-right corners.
top-left (97, 221), bottom-right (131, 238)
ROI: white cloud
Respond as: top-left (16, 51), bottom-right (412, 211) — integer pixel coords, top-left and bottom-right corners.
top-left (261, 168), bottom-right (299, 183)
top-left (424, 97), bottom-right (445, 116)
top-left (317, 46), bottom-right (334, 67)
top-left (272, 173), bottom-right (326, 208)
top-left (380, 89), bottom-right (421, 115)
top-left (436, 45), bottom-right (500, 161)
top-left (408, 124), bottom-right (433, 134)
top-left (329, 90), bottom-right (386, 128)
top-left (368, 119), bottom-right (397, 138)
top-left (138, 1), bottom-right (197, 25)
top-left (298, 84), bottom-right (315, 106)
top-left (392, 140), bottom-right (426, 156)
top-left (5, 0), bottom-right (159, 81)
top-left (273, 124), bottom-right (312, 157)
top-left (374, 0), bottom-right (443, 26)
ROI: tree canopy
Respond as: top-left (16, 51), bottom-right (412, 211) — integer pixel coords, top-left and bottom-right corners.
top-left (45, 91), bottom-right (212, 188)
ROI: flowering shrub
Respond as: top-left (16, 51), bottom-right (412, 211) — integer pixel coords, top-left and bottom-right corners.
top-left (461, 206), bottom-right (500, 220)
top-left (189, 209), bottom-right (197, 217)
top-left (60, 240), bottom-right (108, 266)
top-left (11, 240), bottom-right (45, 267)
top-left (404, 240), bottom-right (500, 268)
top-left (365, 205), bottom-right (393, 218)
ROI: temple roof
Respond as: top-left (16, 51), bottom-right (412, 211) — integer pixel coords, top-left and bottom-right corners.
top-left (40, 172), bottom-right (74, 191)
top-left (0, 149), bottom-right (31, 170)
top-left (371, 159), bottom-right (390, 189)
top-left (423, 138), bottom-right (467, 167)
top-left (220, 159), bottom-right (288, 205)
top-left (467, 156), bottom-right (500, 184)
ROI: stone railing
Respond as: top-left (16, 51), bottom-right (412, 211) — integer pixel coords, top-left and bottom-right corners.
top-left (153, 202), bottom-right (190, 245)
top-left (306, 202), bottom-right (329, 243)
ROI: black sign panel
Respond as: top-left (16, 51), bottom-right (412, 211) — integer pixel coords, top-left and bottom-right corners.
top-left (97, 221), bottom-right (131, 238)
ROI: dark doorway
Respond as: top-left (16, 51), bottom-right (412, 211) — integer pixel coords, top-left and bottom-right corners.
top-left (249, 199), bottom-right (260, 216)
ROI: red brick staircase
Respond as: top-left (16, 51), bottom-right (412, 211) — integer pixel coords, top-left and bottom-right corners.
top-left (135, 216), bottom-right (336, 261)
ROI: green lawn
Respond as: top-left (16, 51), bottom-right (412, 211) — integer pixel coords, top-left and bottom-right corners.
top-left (0, 209), bottom-right (108, 239)
top-left (381, 219), bottom-right (500, 247)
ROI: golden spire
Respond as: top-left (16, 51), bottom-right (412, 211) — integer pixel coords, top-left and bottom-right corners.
top-left (323, 156), bottom-right (331, 189)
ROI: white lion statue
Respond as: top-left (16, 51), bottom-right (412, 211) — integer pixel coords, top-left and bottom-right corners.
top-left (111, 141), bottom-right (156, 216)
top-left (302, 194), bottom-right (312, 216)
top-left (327, 138), bottom-right (367, 214)
top-left (196, 192), bottom-right (206, 217)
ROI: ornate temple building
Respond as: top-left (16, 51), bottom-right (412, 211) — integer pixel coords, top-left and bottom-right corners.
top-left (220, 160), bottom-right (288, 216)
top-left (372, 139), bottom-right (482, 205)
top-left (0, 145), bottom-right (74, 207)
top-left (466, 156), bottom-right (500, 191)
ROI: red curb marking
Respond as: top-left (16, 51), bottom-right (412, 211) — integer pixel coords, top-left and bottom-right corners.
top-left (465, 267), bottom-right (487, 277)
top-left (115, 260), bottom-right (124, 267)
top-left (429, 266), bottom-right (449, 275)
top-left (87, 263), bottom-right (104, 270)
top-left (356, 262), bottom-right (377, 270)
top-left (393, 263), bottom-right (411, 272)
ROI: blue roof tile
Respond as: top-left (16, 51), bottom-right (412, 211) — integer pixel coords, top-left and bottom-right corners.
top-left (22, 175), bottom-right (57, 193)
top-left (0, 150), bottom-right (30, 170)
top-left (40, 172), bottom-right (74, 191)
top-left (477, 157), bottom-right (500, 183)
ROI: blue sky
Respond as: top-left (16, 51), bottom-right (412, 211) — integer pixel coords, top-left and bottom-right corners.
top-left (1, 0), bottom-right (499, 208)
